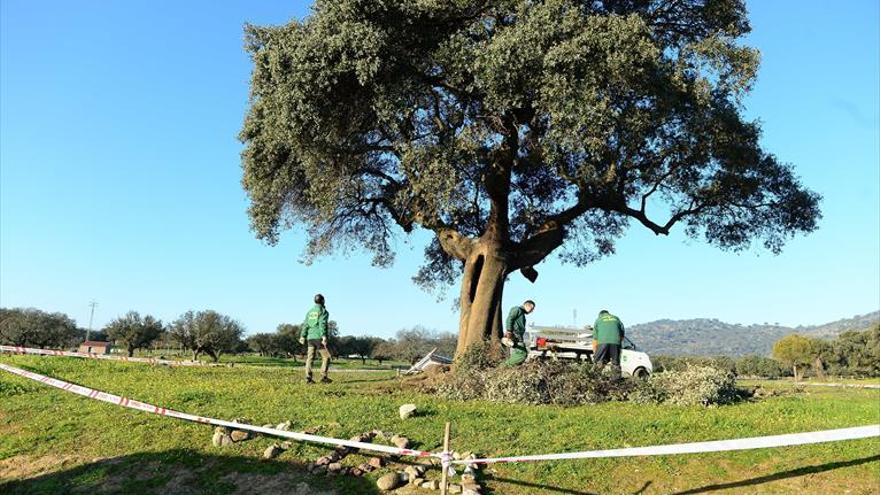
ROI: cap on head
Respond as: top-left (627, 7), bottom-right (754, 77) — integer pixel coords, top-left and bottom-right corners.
top-left (314, 294), bottom-right (325, 305)
top-left (599, 309), bottom-right (609, 315)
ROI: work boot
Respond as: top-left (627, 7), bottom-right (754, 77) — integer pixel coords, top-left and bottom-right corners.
top-left (320, 376), bottom-right (333, 384)
top-left (305, 377), bottom-right (315, 384)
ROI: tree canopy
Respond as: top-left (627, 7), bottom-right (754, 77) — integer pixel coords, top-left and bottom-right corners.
top-left (104, 311), bottom-right (164, 357)
top-left (169, 310), bottom-right (244, 362)
top-left (241, 0), bottom-right (821, 354)
top-left (772, 334), bottom-right (814, 381)
top-left (0, 307), bottom-right (80, 349)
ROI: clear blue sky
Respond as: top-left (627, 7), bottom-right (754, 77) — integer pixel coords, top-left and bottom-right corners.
top-left (1, 1), bottom-right (878, 338)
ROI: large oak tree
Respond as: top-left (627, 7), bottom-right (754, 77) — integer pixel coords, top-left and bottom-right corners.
top-left (240, 0), bottom-right (821, 356)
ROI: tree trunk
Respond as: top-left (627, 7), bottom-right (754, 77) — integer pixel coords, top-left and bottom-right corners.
top-left (814, 357), bottom-right (825, 380)
top-left (128, 347), bottom-right (135, 357)
top-left (455, 243), bottom-right (508, 357)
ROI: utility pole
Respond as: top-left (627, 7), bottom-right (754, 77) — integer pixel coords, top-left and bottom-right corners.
top-left (86, 300), bottom-right (98, 341)
top-left (573, 308), bottom-right (577, 329)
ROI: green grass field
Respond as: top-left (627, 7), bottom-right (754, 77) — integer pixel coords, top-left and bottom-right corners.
top-left (1, 355), bottom-right (878, 495)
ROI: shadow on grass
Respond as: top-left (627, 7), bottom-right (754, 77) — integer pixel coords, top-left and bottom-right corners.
top-left (0, 449), bottom-right (382, 495)
top-left (485, 475), bottom-right (601, 495)
top-left (671, 454), bottom-right (880, 494)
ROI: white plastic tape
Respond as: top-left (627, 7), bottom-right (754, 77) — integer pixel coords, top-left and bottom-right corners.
top-left (3, 359), bottom-right (877, 467)
top-left (0, 345), bottom-right (397, 373)
top-left (452, 424), bottom-right (880, 465)
top-left (0, 363), bottom-right (436, 459)
top-left (0, 345), bottom-right (206, 367)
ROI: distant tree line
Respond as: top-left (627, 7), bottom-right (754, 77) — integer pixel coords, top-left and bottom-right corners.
top-left (0, 307), bottom-right (247, 362)
top-left (654, 325), bottom-right (880, 380)
top-left (0, 307), bottom-right (456, 366)
top-left (245, 324), bottom-right (456, 365)
top-left (772, 327), bottom-right (880, 380)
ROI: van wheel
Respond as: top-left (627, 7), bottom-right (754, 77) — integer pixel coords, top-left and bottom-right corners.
top-left (633, 367), bottom-right (650, 379)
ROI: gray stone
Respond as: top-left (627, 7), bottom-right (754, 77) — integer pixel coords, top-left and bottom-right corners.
top-left (211, 431), bottom-right (224, 447)
top-left (350, 468), bottom-right (363, 477)
top-left (390, 435), bottom-right (410, 449)
top-left (280, 441), bottom-right (293, 450)
top-left (462, 488), bottom-right (480, 495)
top-left (219, 434), bottom-right (234, 447)
top-left (358, 463), bottom-right (374, 473)
top-left (411, 477), bottom-right (425, 486)
top-left (230, 430), bottom-right (250, 442)
top-left (421, 480), bottom-right (439, 490)
top-left (404, 466), bottom-right (422, 479)
top-left (448, 484), bottom-right (462, 494)
top-left (398, 403), bottom-right (417, 419)
top-left (316, 456), bottom-right (332, 466)
top-left (263, 444), bottom-right (284, 459)
top-left (376, 473), bottom-right (401, 491)
top-left (327, 462), bottom-right (343, 472)
top-left (275, 421), bottom-right (292, 431)
top-left (261, 423), bottom-right (274, 429)
top-left (368, 457), bottom-right (385, 468)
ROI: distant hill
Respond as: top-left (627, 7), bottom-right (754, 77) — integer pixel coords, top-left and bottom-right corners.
top-left (625, 311), bottom-right (879, 356)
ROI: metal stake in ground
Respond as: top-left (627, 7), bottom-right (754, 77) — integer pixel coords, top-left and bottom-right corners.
top-left (440, 422), bottom-right (451, 495)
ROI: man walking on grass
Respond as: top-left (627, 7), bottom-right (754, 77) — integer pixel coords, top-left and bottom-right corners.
top-left (592, 309), bottom-right (625, 376)
top-left (503, 300), bottom-right (535, 366)
top-left (299, 294), bottom-right (332, 384)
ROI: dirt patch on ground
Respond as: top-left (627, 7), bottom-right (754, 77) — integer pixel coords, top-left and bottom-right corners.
top-left (0, 453), bottom-right (82, 480)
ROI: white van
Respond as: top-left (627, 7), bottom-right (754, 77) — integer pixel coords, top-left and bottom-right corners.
top-left (524, 326), bottom-right (653, 378)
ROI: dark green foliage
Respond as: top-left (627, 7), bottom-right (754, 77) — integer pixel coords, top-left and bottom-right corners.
top-left (816, 325), bottom-right (880, 377)
top-left (336, 335), bottom-right (384, 363)
top-left (245, 332), bottom-right (278, 356)
top-left (240, 0), bottom-right (821, 299)
top-left (734, 355), bottom-right (789, 379)
top-left (169, 310), bottom-right (244, 362)
top-left (0, 307), bottom-right (79, 348)
top-left (103, 311), bottom-right (164, 357)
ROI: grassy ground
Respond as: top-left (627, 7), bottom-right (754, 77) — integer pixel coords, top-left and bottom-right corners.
top-left (130, 349), bottom-right (410, 370)
top-left (1, 355), bottom-right (878, 495)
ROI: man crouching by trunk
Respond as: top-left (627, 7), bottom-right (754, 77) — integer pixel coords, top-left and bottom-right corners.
top-left (502, 300), bottom-right (535, 366)
top-left (593, 309), bottom-right (624, 377)
top-left (299, 294), bottom-right (332, 384)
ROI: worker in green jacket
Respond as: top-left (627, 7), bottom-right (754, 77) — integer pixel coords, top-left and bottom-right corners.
top-left (503, 300), bottom-right (535, 366)
top-left (592, 309), bottom-right (625, 376)
top-left (299, 294), bottom-right (332, 383)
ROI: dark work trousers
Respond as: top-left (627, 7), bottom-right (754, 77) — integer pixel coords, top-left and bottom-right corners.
top-left (593, 343), bottom-right (621, 376)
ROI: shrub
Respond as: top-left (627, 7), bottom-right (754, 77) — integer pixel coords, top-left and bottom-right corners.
top-left (436, 369), bottom-right (486, 401)
top-left (433, 360), bottom-right (744, 407)
top-left (649, 365), bottom-right (739, 406)
top-left (438, 361), bottom-right (636, 405)
top-left (482, 363), bottom-right (549, 404)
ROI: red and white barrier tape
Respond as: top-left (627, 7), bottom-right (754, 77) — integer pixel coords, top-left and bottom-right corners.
top-left (0, 363), bottom-right (435, 459)
top-left (0, 345), bottom-right (207, 367)
top-left (2, 360), bottom-right (877, 467)
top-left (450, 424), bottom-right (880, 465)
top-left (0, 345), bottom-right (397, 372)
